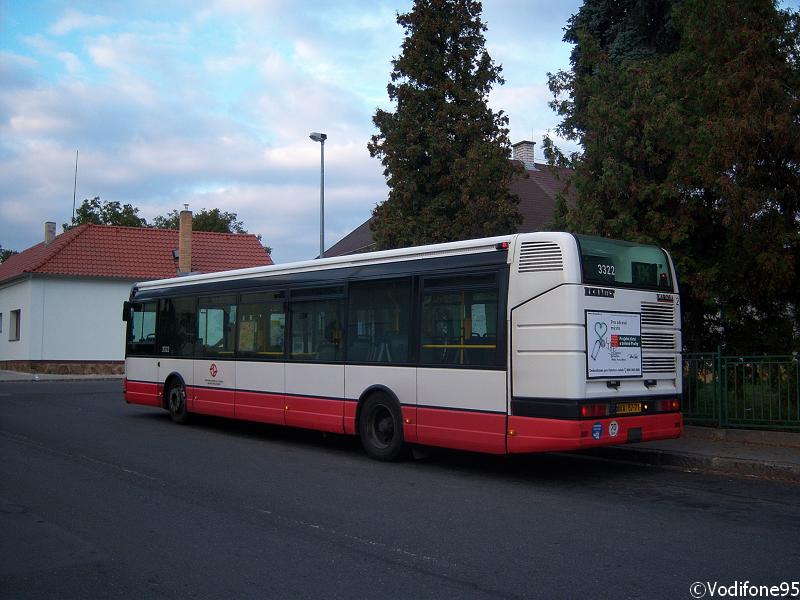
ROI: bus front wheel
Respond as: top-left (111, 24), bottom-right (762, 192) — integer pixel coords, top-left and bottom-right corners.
top-left (166, 379), bottom-right (190, 424)
top-left (359, 393), bottom-right (406, 461)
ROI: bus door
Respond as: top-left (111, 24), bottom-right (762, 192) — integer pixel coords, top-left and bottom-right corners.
top-left (125, 301), bottom-right (160, 406)
top-left (235, 292), bottom-right (287, 425)
top-left (192, 296), bottom-right (237, 418)
top-left (284, 290), bottom-right (345, 433)
top-left (157, 297), bottom-right (196, 406)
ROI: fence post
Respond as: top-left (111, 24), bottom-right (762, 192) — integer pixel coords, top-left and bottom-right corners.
top-left (716, 347), bottom-right (725, 428)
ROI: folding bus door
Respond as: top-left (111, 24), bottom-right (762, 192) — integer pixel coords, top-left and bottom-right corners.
top-left (284, 288), bottom-right (345, 433)
top-left (192, 296), bottom-right (236, 418)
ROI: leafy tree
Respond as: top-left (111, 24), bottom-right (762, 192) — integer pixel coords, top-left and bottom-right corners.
top-left (0, 245), bottom-right (17, 262)
top-left (546, 0), bottom-right (799, 353)
top-left (152, 208), bottom-right (246, 234)
top-left (63, 196), bottom-right (147, 230)
top-left (368, 0), bottom-right (521, 249)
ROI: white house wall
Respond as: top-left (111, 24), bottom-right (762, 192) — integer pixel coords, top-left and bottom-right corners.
top-left (39, 277), bottom-right (133, 361)
top-left (0, 278), bottom-right (33, 361)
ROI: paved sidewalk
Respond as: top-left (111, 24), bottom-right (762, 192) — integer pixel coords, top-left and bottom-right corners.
top-left (586, 425), bottom-right (800, 483)
top-left (1, 370), bottom-right (798, 481)
top-left (0, 369), bottom-right (123, 382)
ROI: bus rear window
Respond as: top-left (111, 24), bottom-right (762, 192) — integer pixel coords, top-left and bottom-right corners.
top-left (576, 235), bottom-right (673, 290)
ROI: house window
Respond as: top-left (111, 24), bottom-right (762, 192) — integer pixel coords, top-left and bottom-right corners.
top-left (9, 309), bottom-right (20, 341)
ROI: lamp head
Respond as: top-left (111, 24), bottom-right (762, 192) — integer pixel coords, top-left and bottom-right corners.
top-left (309, 132), bottom-right (327, 142)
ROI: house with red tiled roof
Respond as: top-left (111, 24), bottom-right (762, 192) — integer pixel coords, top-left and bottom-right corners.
top-left (0, 212), bottom-right (272, 374)
top-left (324, 140), bottom-right (572, 257)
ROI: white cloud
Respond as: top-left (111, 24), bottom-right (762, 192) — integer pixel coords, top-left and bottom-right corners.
top-left (1, 0), bottom-right (579, 263)
top-left (49, 9), bottom-right (112, 36)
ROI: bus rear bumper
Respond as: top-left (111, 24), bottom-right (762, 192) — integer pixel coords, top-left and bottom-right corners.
top-left (507, 412), bottom-right (683, 454)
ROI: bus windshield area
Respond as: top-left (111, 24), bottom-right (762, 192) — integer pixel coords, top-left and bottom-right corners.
top-left (576, 235), bottom-right (673, 290)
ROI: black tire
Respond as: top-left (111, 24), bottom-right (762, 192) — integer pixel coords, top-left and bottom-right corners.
top-left (166, 379), bottom-right (190, 424)
top-left (358, 393), bottom-right (406, 461)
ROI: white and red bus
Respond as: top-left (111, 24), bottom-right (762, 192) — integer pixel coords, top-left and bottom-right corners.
top-left (123, 232), bottom-right (682, 460)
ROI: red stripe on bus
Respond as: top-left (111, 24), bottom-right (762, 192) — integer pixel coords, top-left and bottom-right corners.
top-left (344, 402), bottom-right (357, 435)
top-left (507, 413), bottom-right (683, 453)
top-left (417, 407), bottom-right (506, 454)
top-left (188, 385), bottom-right (235, 418)
top-left (285, 395), bottom-right (345, 434)
top-left (401, 405), bottom-right (418, 443)
top-left (235, 390), bottom-right (285, 426)
top-left (125, 380), bottom-right (682, 455)
top-left (124, 380), bottom-right (161, 407)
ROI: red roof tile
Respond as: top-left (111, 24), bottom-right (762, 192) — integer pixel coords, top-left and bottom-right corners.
top-left (0, 224), bottom-right (273, 284)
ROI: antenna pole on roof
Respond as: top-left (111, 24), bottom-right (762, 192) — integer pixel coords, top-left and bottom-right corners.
top-left (71, 150), bottom-right (79, 228)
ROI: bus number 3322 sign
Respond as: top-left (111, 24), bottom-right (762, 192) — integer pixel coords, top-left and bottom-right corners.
top-left (586, 310), bottom-right (642, 379)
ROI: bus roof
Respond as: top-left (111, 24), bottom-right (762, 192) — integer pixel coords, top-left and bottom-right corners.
top-left (134, 232), bottom-right (561, 293)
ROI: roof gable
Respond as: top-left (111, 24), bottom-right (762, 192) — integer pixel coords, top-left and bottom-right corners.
top-left (0, 224), bottom-right (273, 284)
top-left (323, 162), bottom-right (572, 258)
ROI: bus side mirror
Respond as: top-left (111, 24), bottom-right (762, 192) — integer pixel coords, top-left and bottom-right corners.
top-left (122, 301), bottom-right (131, 322)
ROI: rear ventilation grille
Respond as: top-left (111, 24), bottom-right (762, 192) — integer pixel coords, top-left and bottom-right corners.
top-left (642, 356), bottom-right (676, 373)
top-left (641, 302), bottom-right (675, 328)
top-left (518, 241), bottom-right (563, 273)
top-left (641, 332), bottom-right (676, 351)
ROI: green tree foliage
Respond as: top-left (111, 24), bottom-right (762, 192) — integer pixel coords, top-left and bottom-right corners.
top-left (63, 197), bottom-right (147, 230)
top-left (151, 208), bottom-right (246, 234)
top-left (547, 0), bottom-right (799, 353)
top-left (0, 245), bottom-right (18, 262)
top-left (368, 0), bottom-right (521, 249)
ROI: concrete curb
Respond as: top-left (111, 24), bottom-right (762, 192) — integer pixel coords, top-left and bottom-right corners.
top-left (682, 425), bottom-right (800, 448)
top-left (584, 445), bottom-right (800, 483)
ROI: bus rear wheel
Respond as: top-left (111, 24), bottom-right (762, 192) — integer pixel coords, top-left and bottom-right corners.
top-left (359, 393), bottom-right (406, 461)
top-left (166, 380), bottom-right (189, 424)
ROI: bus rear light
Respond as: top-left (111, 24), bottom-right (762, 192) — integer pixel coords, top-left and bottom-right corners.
top-left (657, 398), bottom-right (681, 412)
top-left (495, 241), bottom-right (510, 250)
top-left (580, 403), bottom-right (609, 418)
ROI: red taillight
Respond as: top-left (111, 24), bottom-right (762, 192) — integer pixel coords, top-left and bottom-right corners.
top-left (495, 241), bottom-right (510, 250)
top-left (656, 398), bottom-right (681, 412)
top-left (581, 403), bottom-right (609, 418)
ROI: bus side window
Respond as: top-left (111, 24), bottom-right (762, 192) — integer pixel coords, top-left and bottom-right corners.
top-left (238, 291), bottom-right (286, 359)
top-left (419, 274), bottom-right (500, 367)
top-left (127, 302), bottom-right (157, 355)
top-left (198, 296), bottom-right (237, 357)
top-left (289, 298), bottom-right (343, 362)
top-left (346, 278), bottom-right (411, 363)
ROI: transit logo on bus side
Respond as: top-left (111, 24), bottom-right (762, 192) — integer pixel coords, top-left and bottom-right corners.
top-left (585, 287), bottom-right (615, 298)
top-left (204, 363), bottom-right (223, 387)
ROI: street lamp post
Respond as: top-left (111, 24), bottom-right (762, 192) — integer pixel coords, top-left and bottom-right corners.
top-left (309, 132), bottom-right (327, 258)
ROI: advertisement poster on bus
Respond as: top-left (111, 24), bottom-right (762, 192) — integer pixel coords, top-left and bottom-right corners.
top-left (585, 310), bottom-right (642, 379)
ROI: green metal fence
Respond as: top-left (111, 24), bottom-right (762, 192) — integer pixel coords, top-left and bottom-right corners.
top-left (683, 353), bottom-right (800, 431)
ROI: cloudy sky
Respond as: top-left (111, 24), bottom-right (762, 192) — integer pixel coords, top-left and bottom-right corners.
top-left (2, 0), bottom-right (596, 262)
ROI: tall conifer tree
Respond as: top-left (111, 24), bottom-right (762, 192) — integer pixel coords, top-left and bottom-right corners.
top-left (546, 0), bottom-right (799, 352)
top-left (369, 0), bottom-right (521, 249)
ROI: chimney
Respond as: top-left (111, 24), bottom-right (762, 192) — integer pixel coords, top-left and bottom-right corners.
top-left (44, 221), bottom-right (56, 246)
top-left (512, 140), bottom-right (538, 171)
top-left (178, 205), bottom-right (192, 274)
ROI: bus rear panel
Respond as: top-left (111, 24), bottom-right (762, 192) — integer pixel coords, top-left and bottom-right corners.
top-left (506, 233), bottom-right (682, 452)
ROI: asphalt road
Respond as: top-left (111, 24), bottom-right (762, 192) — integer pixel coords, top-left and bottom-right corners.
top-left (1, 380), bottom-right (798, 600)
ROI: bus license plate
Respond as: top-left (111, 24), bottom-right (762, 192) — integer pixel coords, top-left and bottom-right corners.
top-left (616, 402), bottom-right (642, 415)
